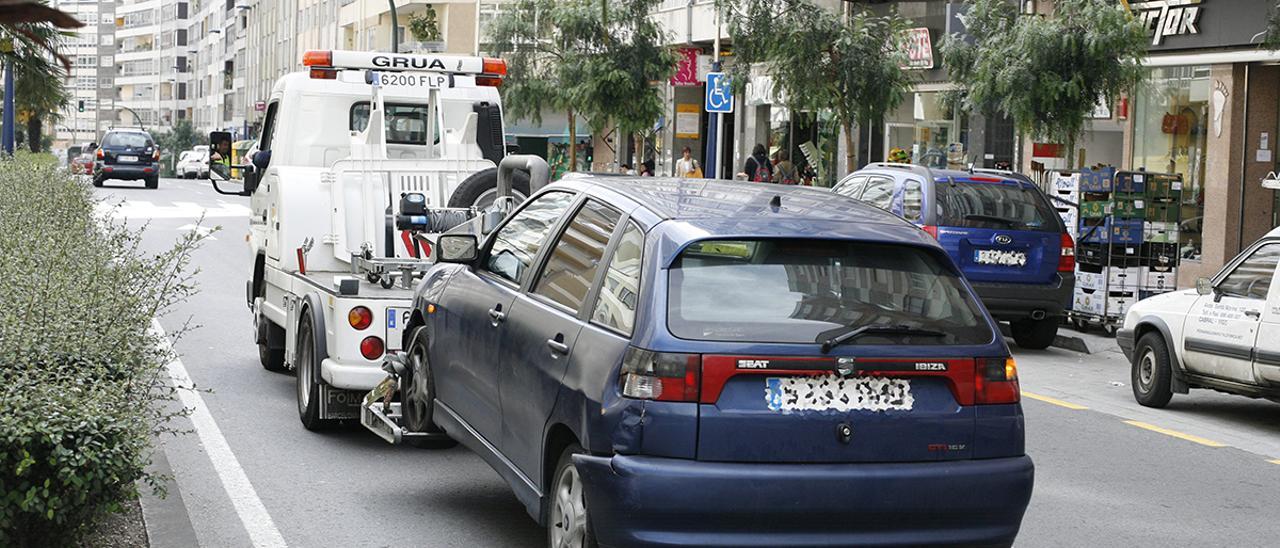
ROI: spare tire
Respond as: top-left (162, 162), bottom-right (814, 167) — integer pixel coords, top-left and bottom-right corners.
top-left (448, 167), bottom-right (531, 209)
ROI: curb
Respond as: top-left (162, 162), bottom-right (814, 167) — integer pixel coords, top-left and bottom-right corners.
top-left (139, 440), bottom-right (200, 548)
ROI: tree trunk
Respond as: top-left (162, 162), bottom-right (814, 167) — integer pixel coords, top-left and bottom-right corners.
top-left (1066, 136), bottom-right (1076, 170)
top-left (842, 120), bottom-right (856, 173)
top-left (567, 109), bottom-right (577, 172)
top-left (26, 116), bottom-right (41, 153)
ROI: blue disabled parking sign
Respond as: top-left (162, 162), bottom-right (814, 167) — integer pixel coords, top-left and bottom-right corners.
top-left (705, 72), bottom-right (734, 113)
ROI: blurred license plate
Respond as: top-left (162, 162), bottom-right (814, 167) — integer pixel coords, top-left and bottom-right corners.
top-left (119, 155), bottom-right (138, 162)
top-left (386, 307), bottom-right (410, 351)
top-left (974, 249), bottom-right (1026, 266)
top-left (765, 375), bottom-right (914, 412)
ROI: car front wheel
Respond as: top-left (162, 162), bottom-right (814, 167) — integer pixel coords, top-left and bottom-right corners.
top-left (1132, 332), bottom-right (1174, 408)
top-left (548, 444), bottom-right (597, 548)
top-left (401, 326), bottom-right (456, 448)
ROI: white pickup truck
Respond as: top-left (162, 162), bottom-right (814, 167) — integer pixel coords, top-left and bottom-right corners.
top-left (206, 50), bottom-right (535, 429)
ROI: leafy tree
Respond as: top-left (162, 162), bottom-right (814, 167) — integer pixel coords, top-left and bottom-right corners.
top-left (490, 0), bottom-right (674, 171)
top-left (720, 0), bottom-right (913, 172)
top-left (941, 0), bottom-right (1147, 165)
top-left (0, 2), bottom-right (79, 153)
top-left (407, 6), bottom-right (442, 43)
top-left (1266, 1), bottom-right (1280, 50)
top-left (151, 119), bottom-right (201, 175)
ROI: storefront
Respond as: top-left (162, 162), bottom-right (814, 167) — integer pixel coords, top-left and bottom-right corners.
top-left (1117, 0), bottom-right (1279, 287)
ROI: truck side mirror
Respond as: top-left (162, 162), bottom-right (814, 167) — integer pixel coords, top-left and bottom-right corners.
top-left (207, 131), bottom-right (250, 196)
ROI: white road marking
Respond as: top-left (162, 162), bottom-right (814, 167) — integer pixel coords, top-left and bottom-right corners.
top-left (96, 200), bottom-right (251, 219)
top-left (153, 320), bottom-right (288, 548)
top-left (177, 223), bottom-right (219, 240)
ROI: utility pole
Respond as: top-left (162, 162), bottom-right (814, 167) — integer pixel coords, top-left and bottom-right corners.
top-left (703, 5), bottom-right (722, 179)
top-left (2, 58), bottom-right (13, 154)
top-left (388, 0), bottom-right (399, 53)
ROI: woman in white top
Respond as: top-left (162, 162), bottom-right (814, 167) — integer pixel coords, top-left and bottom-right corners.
top-left (675, 146), bottom-right (700, 178)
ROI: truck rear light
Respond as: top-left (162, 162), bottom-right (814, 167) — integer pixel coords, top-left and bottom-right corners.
top-left (619, 347), bottom-right (700, 402)
top-left (975, 357), bottom-right (1019, 404)
top-left (360, 336), bottom-right (385, 360)
top-left (476, 76), bottom-right (503, 87)
top-left (309, 68), bottom-right (337, 79)
top-left (348, 306), bottom-right (372, 330)
top-left (302, 50), bottom-right (332, 67)
top-left (482, 57), bottom-right (507, 76)
top-left (1059, 232), bottom-right (1076, 272)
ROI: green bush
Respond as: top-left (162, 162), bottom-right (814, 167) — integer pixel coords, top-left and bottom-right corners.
top-left (0, 158), bottom-right (205, 546)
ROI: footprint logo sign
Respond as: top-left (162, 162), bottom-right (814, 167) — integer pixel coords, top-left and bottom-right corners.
top-left (1212, 79), bottom-right (1228, 139)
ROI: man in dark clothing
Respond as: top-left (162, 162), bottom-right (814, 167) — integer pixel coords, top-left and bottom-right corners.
top-left (741, 143), bottom-right (772, 182)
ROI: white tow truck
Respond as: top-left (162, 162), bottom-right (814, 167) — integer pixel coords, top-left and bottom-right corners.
top-left (205, 50), bottom-right (540, 429)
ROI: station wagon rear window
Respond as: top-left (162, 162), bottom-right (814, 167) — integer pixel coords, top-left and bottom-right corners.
top-left (349, 102), bottom-right (433, 145)
top-left (935, 180), bottom-right (1057, 232)
top-left (102, 133), bottom-right (151, 148)
top-left (667, 239), bottom-right (992, 344)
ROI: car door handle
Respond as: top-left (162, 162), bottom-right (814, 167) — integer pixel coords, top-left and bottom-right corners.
top-left (488, 307), bottom-right (505, 323)
top-left (1245, 309), bottom-right (1261, 319)
top-left (546, 337), bottom-right (570, 355)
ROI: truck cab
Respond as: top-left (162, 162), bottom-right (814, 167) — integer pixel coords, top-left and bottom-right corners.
top-left (207, 50), bottom-right (519, 429)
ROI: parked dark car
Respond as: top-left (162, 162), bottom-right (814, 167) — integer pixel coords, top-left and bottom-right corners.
top-left (832, 163), bottom-right (1075, 349)
top-left (93, 128), bottom-right (161, 189)
top-left (398, 177), bottom-right (1034, 547)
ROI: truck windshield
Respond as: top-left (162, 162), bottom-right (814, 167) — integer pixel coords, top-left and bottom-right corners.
top-left (350, 102), bottom-right (434, 145)
top-left (667, 239), bottom-right (992, 345)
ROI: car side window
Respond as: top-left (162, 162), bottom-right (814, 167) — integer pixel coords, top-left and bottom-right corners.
top-left (484, 192), bottom-right (575, 285)
top-left (591, 221), bottom-right (644, 334)
top-left (902, 179), bottom-right (923, 222)
top-left (861, 176), bottom-right (895, 210)
top-left (833, 176), bottom-right (867, 199)
top-left (532, 199), bottom-right (622, 312)
top-left (1218, 243), bottom-right (1280, 300)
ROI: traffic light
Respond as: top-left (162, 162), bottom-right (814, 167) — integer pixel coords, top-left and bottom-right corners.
top-left (77, 100), bottom-right (84, 113)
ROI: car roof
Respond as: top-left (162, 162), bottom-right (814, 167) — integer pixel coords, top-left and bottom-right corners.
top-left (555, 176), bottom-right (905, 224)
top-left (858, 165), bottom-right (1028, 186)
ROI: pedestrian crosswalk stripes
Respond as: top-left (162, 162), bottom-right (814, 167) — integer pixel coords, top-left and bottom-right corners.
top-left (96, 199), bottom-right (251, 219)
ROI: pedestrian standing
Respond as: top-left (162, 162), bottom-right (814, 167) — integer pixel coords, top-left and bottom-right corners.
top-left (741, 144), bottom-right (772, 182)
top-left (772, 151), bottom-right (798, 185)
top-left (675, 146), bottom-right (702, 178)
top-left (640, 158), bottom-right (655, 177)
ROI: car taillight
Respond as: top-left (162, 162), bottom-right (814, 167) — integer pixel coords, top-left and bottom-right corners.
top-left (1059, 232), bottom-right (1076, 272)
top-left (152, 149), bottom-right (161, 161)
top-left (360, 336), bottom-right (385, 360)
top-left (348, 306), bottom-right (372, 330)
top-left (96, 148), bottom-right (103, 159)
top-left (975, 357), bottom-right (1019, 404)
top-left (921, 225), bottom-right (938, 239)
top-left (619, 347), bottom-right (700, 402)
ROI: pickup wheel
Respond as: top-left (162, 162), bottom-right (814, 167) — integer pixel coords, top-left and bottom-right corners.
top-left (448, 167), bottom-right (530, 210)
top-left (1010, 317), bottom-right (1057, 350)
top-left (401, 326), bottom-right (457, 448)
top-left (548, 444), bottom-right (598, 548)
top-left (296, 308), bottom-right (331, 430)
top-left (1132, 332), bottom-right (1174, 408)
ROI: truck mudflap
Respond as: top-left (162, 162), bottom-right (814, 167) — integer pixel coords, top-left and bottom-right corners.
top-left (360, 354), bottom-right (451, 445)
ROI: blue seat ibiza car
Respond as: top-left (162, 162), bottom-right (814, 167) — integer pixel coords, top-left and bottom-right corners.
top-left (402, 176), bottom-right (1034, 547)
top-left (832, 164), bottom-right (1075, 350)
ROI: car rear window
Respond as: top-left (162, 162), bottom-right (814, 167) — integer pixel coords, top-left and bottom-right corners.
top-left (102, 133), bottom-right (151, 148)
top-left (935, 180), bottom-right (1057, 232)
top-left (667, 239), bottom-right (993, 344)
top-left (350, 102), bottom-right (434, 145)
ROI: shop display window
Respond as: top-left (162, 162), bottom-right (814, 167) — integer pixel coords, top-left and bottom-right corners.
top-left (1132, 65), bottom-right (1209, 261)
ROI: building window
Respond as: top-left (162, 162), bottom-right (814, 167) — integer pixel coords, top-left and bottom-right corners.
top-left (1132, 65), bottom-right (1209, 261)
top-left (883, 91), bottom-right (969, 170)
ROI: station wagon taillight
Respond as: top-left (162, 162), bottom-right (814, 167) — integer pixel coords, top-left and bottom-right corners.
top-left (1059, 232), bottom-right (1076, 272)
top-left (975, 357), bottom-right (1020, 404)
top-left (620, 347), bottom-right (700, 402)
top-left (921, 225), bottom-right (938, 239)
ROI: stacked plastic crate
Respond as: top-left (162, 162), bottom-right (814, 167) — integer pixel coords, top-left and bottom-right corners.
top-left (1140, 173), bottom-right (1182, 297)
top-left (1049, 171), bottom-right (1080, 240)
top-left (1073, 167), bottom-right (1144, 325)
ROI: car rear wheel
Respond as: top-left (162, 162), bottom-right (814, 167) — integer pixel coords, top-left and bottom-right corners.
top-left (548, 444), bottom-right (597, 548)
top-left (1132, 332), bottom-right (1174, 408)
top-left (1010, 317), bottom-right (1057, 350)
top-left (296, 309), bottom-right (331, 430)
top-left (401, 326), bottom-right (456, 448)
top-left (145, 176), bottom-right (159, 189)
top-left (92, 175), bottom-right (104, 187)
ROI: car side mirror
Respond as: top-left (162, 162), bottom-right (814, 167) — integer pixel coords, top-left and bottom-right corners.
top-left (437, 234), bottom-right (478, 264)
top-left (1195, 277), bottom-right (1213, 296)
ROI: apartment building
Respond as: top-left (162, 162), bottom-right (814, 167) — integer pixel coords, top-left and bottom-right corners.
top-left (112, 0), bottom-right (191, 130)
top-left (50, 0), bottom-right (116, 146)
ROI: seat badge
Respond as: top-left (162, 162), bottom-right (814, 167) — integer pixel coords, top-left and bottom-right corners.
top-left (836, 357), bottom-right (856, 378)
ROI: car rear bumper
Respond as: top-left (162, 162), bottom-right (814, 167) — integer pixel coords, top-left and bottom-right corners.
top-left (97, 163), bottom-right (159, 179)
top-left (574, 453), bottom-right (1034, 548)
top-left (971, 273), bottom-right (1073, 321)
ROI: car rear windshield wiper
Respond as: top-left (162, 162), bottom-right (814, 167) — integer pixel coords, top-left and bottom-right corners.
top-left (964, 213), bottom-right (1022, 228)
top-left (819, 324), bottom-right (946, 353)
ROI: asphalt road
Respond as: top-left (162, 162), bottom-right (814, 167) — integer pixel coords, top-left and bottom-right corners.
top-left (93, 176), bottom-right (1280, 548)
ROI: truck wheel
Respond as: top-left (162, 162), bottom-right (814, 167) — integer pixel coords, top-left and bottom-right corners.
top-left (296, 308), bottom-right (331, 430)
top-left (258, 320), bottom-right (287, 373)
top-left (1132, 332), bottom-right (1174, 408)
top-left (1010, 317), bottom-right (1057, 350)
top-left (547, 443), bottom-right (598, 548)
top-left (401, 326), bottom-right (457, 448)
top-left (447, 167), bottom-right (531, 210)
